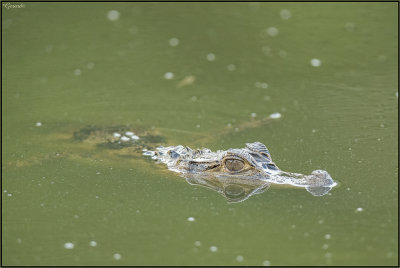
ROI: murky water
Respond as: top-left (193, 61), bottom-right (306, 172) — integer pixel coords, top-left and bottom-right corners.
top-left (2, 3), bottom-right (398, 266)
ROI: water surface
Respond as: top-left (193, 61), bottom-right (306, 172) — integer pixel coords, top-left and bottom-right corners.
top-left (2, 3), bottom-right (398, 266)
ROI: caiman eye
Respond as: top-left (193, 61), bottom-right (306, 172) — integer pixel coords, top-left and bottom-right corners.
top-left (224, 159), bottom-right (245, 172)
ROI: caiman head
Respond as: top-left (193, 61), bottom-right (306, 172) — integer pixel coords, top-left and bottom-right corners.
top-left (147, 142), bottom-right (336, 202)
top-left (178, 141), bottom-right (280, 178)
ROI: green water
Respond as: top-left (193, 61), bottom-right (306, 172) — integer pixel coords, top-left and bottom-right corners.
top-left (2, 2), bottom-right (398, 266)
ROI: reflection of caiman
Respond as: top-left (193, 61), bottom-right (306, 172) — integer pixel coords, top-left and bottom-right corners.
top-left (8, 113), bottom-right (336, 202)
top-left (144, 142), bottom-right (336, 202)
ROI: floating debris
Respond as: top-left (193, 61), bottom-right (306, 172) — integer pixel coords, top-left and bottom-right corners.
top-left (310, 58), bottom-right (321, 67)
top-left (120, 136), bottom-right (130, 142)
top-left (164, 72), bottom-right (174, 80)
top-left (130, 135), bottom-right (140, 140)
top-left (266, 27), bottom-right (279, 37)
top-left (107, 10), bottom-right (120, 21)
top-left (177, 75), bottom-right (196, 88)
top-left (255, 82), bottom-right (268, 89)
top-left (269, 112), bottom-right (281, 119)
top-left (280, 9), bottom-right (291, 20)
top-left (262, 260), bottom-right (271, 266)
top-left (206, 53), bottom-right (216, 61)
top-left (169, 37), bottom-right (179, 47)
top-left (324, 234), bottom-right (331, 240)
top-left (344, 22), bottom-right (355, 32)
top-left (87, 62), bottom-right (95, 69)
top-left (209, 246), bottom-right (218, 252)
top-left (113, 253), bottom-right (122, 260)
top-left (227, 64), bottom-right (236, 71)
top-left (74, 69), bottom-right (81, 76)
top-left (64, 242), bottom-right (74, 249)
top-left (236, 255), bottom-right (244, 262)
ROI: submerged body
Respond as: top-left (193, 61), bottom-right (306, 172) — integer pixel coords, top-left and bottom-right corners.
top-left (7, 114), bottom-right (336, 202)
top-left (144, 142), bottom-right (337, 202)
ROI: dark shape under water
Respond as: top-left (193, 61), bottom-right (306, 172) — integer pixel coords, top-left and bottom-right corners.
top-left (144, 142), bottom-right (337, 203)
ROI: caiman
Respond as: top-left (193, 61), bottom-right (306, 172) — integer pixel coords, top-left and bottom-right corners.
top-left (6, 113), bottom-right (337, 202)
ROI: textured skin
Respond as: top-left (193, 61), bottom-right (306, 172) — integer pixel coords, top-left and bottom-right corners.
top-left (144, 142), bottom-right (337, 201)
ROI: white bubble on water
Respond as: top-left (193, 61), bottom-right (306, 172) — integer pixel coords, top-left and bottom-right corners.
top-left (269, 112), bottom-right (281, 119)
top-left (125, 131), bottom-right (134, 136)
top-left (266, 27), bottom-right (279, 37)
top-left (130, 135), bottom-right (140, 140)
top-left (35, 122), bottom-right (42, 127)
top-left (262, 260), bottom-right (271, 266)
top-left (113, 132), bottom-right (121, 138)
top-left (261, 82), bottom-right (268, 89)
top-left (251, 113), bottom-right (257, 118)
top-left (324, 234), bottom-right (331, 240)
top-left (396, 92), bottom-right (398, 97)
top-left (169, 37), bottom-right (179, 47)
top-left (107, 10), bottom-right (120, 21)
top-left (113, 253), bottom-right (122, 260)
top-left (120, 136), bottom-right (130, 142)
top-left (356, 207), bottom-right (364, 212)
top-left (227, 64), bottom-right (236, 71)
top-left (280, 9), bottom-right (292, 20)
top-left (194, 241), bottom-right (201, 246)
top-left (74, 69), bottom-right (81, 76)
top-left (7, 193), bottom-right (12, 197)
top-left (236, 255), bottom-right (244, 262)
top-left (89, 241), bottom-right (97, 247)
top-left (278, 50), bottom-right (287, 58)
top-left (45, 45), bottom-right (53, 53)
top-left (191, 96), bottom-right (198, 102)
top-left (64, 242), bottom-right (74, 249)
top-left (345, 22), bottom-right (355, 32)
top-left (164, 72), bottom-right (174, 80)
top-left (187, 217), bottom-right (195, 222)
top-left (196, 124), bottom-right (200, 128)
top-left (310, 58), bottom-right (321, 67)
top-left (17, 238), bottom-right (22, 244)
top-left (322, 244), bottom-right (329, 250)
top-left (209, 246), bottom-right (218, 252)
top-left (206, 53), bottom-right (216, 61)
top-left (87, 62), bottom-right (95, 69)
